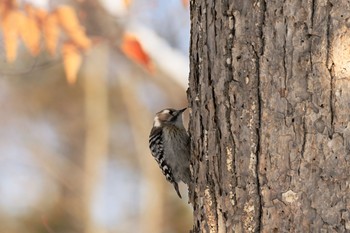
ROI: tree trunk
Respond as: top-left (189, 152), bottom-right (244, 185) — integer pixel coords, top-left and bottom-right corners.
top-left (188, 0), bottom-right (350, 232)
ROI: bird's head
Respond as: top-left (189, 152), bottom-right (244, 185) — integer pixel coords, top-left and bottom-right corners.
top-left (153, 108), bottom-right (187, 128)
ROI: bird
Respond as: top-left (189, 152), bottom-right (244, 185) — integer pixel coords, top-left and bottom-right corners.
top-left (149, 108), bottom-right (191, 198)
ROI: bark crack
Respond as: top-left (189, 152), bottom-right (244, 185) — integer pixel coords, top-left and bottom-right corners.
top-left (329, 63), bottom-right (335, 138)
top-left (325, 1), bottom-right (334, 138)
top-left (301, 116), bottom-right (307, 159)
top-left (211, 85), bottom-right (222, 231)
top-left (311, 0), bottom-right (315, 29)
top-left (283, 17), bottom-right (288, 90)
top-left (256, 0), bottom-right (266, 231)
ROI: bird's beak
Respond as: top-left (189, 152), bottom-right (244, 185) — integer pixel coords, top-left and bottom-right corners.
top-left (178, 108), bottom-right (187, 114)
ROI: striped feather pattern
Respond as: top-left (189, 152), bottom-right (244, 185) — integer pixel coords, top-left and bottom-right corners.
top-left (149, 127), bottom-right (182, 198)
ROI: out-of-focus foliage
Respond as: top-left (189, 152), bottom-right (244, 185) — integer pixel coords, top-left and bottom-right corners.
top-left (0, 0), bottom-right (91, 83)
top-left (62, 41), bottom-right (82, 84)
top-left (121, 33), bottom-right (154, 73)
top-left (182, 0), bottom-right (189, 7)
top-left (0, 0), bottom-right (157, 84)
top-left (0, 0), bottom-right (191, 232)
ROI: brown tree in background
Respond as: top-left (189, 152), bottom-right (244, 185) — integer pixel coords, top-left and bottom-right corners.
top-left (188, 0), bottom-right (350, 232)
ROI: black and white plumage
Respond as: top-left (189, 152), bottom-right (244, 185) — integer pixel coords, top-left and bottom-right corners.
top-left (149, 108), bottom-right (191, 198)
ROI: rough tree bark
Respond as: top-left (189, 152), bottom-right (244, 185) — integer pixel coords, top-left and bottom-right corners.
top-left (188, 0), bottom-right (350, 232)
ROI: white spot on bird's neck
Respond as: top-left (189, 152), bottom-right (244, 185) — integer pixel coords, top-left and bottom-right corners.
top-left (154, 116), bottom-right (161, 127)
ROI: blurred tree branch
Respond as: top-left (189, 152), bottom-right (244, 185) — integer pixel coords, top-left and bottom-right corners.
top-left (82, 42), bottom-right (109, 233)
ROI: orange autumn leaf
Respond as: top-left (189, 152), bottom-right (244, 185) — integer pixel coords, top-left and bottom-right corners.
top-left (181, 0), bottom-right (189, 8)
top-left (19, 5), bottom-right (41, 56)
top-left (123, 0), bottom-right (132, 8)
top-left (121, 34), bottom-right (154, 73)
top-left (31, 7), bottom-right (48, 24)
top-left (55, 6), bottom-right (80, 29)
top-left (0, 2), bottom-right (5, 16)
top-left (68, 28), bottom-right (91, 50)
top-left (0, 0), bottom-right (17, 16)
top-left (43, 13), bottom-right (60, 55)
top-left (24, 4), bottom-right (35, 16)
top-left (1, 10), bottom-right (21, 62)
top-left (62, 42), bottom-right (82, 85)
top-left (55, 5), bottom-right (91, 49)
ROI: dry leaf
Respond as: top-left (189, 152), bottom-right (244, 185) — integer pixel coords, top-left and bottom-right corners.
top-left (55, 5), bottom-right (91, 49)
top-left (32, 7), bottom-right (48, 24)
top-left (123, 0), bottom-right (132, 8)
top-left (19, 5), bottom-right (41, 56)
top-left (1, 10), bottom-right (21, 62)
top-left (181, 0), bottom-right (189, 8)
top-left (62, 42), bottom-right (82, 84)
top-left (0, 0), bottom-right (17, 16)
top-left (43, 13), bottom-right (60, 55)
top-left (55, 6), bottom-right (80, 29)
top-left (121, 33), bottom-right (154, 73)
top-left (0, 2), bottom-right (6, 16)
top-left (68, 29), bottom-right (91, 50)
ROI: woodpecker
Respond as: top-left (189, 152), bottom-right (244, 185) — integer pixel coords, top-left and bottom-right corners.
top-left (149, 108), bottom-right (191, 198)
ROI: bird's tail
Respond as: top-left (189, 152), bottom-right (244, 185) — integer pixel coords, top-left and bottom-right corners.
top-left (173, 182), bottom-right (182, 198)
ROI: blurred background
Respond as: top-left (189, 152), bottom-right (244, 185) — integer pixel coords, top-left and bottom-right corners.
top-left (0, 0), bottom-right (191, 232)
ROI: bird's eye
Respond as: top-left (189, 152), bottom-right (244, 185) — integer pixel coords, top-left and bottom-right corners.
top-left (168, 110), bottom-right (174, 115)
